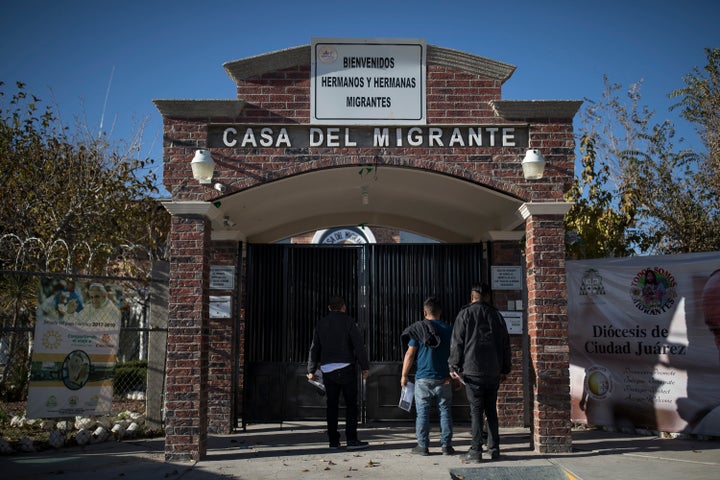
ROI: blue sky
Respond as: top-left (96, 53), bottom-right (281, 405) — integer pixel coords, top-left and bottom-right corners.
top-left (2, 1), bottom-right (718, 195)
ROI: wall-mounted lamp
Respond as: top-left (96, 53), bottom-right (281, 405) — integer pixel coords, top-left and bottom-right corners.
top-left (223, 215), bottom-right (236, 228)
top-left (521, 149), bottom-right (546, 180)
top-left (191, 149), bottom-right (215, 184)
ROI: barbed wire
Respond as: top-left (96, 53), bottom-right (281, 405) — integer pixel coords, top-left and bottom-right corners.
top-left (0, 234), bottom-right (164, 278)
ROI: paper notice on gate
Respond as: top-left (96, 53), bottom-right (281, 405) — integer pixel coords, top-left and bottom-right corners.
top-left (398, 382), bottom-right (414, 412)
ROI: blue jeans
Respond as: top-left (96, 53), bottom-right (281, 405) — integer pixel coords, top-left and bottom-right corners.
top-left (414, 378), bottom-right (453, 448)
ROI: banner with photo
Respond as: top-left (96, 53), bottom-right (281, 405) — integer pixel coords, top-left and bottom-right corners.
top-left (27, 279), bottom-right (122, 418)
top-left (568, 252), bottom-right (720, 436)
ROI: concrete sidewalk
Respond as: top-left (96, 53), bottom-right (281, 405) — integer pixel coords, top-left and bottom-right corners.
top-left (2, 421), bottom-right (719, 479)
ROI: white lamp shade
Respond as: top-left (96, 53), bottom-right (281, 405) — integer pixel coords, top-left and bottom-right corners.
top-left (522, 149), bottom-right (546, 180)
top-left (191, 149), bottom-right (215, 184)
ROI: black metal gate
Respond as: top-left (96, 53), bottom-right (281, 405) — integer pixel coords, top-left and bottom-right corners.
top-left (243, 243), bottom-right (484, 423)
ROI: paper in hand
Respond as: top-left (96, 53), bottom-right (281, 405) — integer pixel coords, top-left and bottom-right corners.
top-left (398, 381), bottom-right (414, 411)
top-left (308, 377), bottom-right (326, 396)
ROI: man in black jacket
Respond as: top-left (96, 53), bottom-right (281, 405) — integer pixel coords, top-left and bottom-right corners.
top-left (308, 296), bottom-right (370, 449)
top-left (449, 284), bottom-right (511, 463)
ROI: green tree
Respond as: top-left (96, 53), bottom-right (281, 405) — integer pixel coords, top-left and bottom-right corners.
top-left (564, 134), bottom-right (637, 259)
top-left (0, 81), bottom-right (169, 273)
top-left (569, 48), bottom-right (720, 256)
top-left (0, 81), bottom-right (169, 400)
top-left (622, 48), bottom-right (720, 253)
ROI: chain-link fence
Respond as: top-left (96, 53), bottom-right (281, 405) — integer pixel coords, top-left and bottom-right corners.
top-left (0, 271), bottom-right (168, 423)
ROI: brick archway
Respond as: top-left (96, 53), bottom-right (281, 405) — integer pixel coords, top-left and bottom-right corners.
top-left (156, 42), bottom-right (580, 461)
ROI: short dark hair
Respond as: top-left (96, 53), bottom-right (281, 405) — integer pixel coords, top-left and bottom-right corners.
top-left (328, 296), bottom-right (346, 311)
top-left (423, 296), bottom-right (442, 316)
top-left (471, 283), bottom-right (490, 300)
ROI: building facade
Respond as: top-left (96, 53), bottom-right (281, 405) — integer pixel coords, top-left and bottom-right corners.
top-left (155, 40), bottom-right (579, 461)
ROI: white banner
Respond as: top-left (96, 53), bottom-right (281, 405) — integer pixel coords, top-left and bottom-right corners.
top-left (568, 252), bottom-right (720, 435)
top-left (27, 280), bottom-right (122, 418)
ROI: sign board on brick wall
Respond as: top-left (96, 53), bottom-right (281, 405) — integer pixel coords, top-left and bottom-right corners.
top-left (491, 265), bottom-right (523, 290)
top-left (210, 265), bottom-right (235, 290)
top-left (207, 124), bottom-right (528, 149)
top-left (209, 296), bottom-right (232, 318)
top-left (311, 38), bottom-right (426, 124)
top-left (500, 310), bottom-right (523, 335)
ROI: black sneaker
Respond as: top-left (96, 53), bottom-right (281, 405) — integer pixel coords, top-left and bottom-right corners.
top-left (441, 445), bottom-right (456, 455)
top-left (329, 441), bottom-right (342, 449)
top-left (346, 439), bottom-right (369, 450)
top-left (490, 450), bottom-right (500, 460)
top-left (411, 445), bottom-right (429, 455)
top-left (462, 448), bottom-right (482, 463)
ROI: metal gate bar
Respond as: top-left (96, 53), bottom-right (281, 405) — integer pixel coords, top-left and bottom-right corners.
top-left (364, 244), bottom-right (484, 420)
top-left (243, 243), bottom-right (484, 423)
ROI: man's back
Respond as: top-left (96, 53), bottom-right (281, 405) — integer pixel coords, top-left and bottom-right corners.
top-left (412, 319), bottom-right (452, 380)
top-left (450, 301), bottom-right (510, 380)
top-left (308, 310), bottom-right (369, 373)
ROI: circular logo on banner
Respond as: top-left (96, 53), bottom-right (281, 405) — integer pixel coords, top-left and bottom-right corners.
top-left (630, 267), bottom-right (677, 315)
top-left (42, 330), bottom-right (62, 350)
top-left (584, 366), bottom-right (612, 400)
top-left (62, 350), bottom-right (91, 390)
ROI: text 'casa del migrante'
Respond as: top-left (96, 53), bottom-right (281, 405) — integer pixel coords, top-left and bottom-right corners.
top-left (207, 125), bottom-right (529, 149)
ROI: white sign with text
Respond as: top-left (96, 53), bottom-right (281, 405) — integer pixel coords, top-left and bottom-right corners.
top-left (311, 38), bottom-right (426, 124)
top-left (491, 265), bottom-right (523, 290)
top-left (499, 311), bottom-right (523, 335)
top-left (210, 265), bottom-right (235, 290)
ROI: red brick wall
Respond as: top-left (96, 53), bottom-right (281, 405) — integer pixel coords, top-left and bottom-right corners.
top-left (164, 214), bottom-right (210, 461)
top-left (489, 240), bottom-right (527, 427)
top-left (207, 241), bottom-right (240, 434)
top-left (162, 66), bottom-right (570, 204)
top-left (525, 214), bottom-right (571, 453)
top-left (426, 65), bottom-right (502, 122)
top-left (498, 336), bottom-right (526, 427)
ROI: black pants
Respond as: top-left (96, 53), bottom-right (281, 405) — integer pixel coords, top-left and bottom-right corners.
top-left (323, 365), bottom-right (359, 443)
top-left (464, 375), bottom-right (500, 454)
